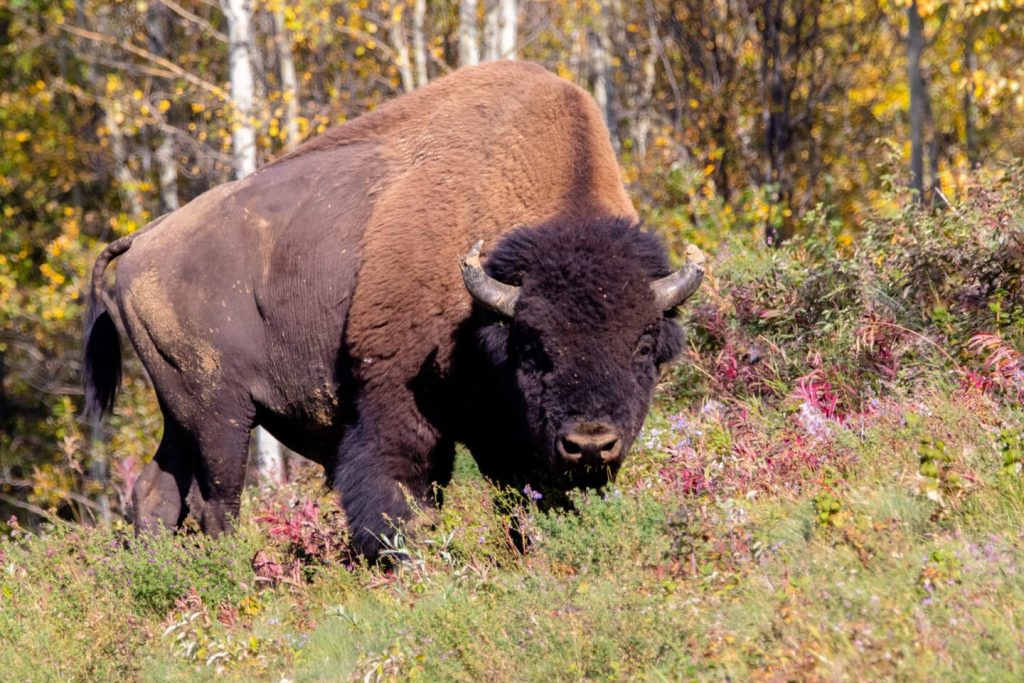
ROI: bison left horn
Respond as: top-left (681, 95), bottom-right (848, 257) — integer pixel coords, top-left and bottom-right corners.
top-left (650, 244), bottom-right (706, 311)
top-left (460, 240), bottom-right (521, 317)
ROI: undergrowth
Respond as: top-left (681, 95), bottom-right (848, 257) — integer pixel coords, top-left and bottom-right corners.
top-left (1, 172), bottom-right (1022, 680)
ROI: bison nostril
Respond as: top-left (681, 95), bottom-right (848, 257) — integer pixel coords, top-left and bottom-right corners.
top-left (558, 425), bottom-right (622, 464)
top-left (558, 437), bottom-right (583, 462)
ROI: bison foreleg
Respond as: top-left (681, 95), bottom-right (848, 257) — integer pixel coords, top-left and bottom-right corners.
top-left (334, 418), bottom-right (450, 562)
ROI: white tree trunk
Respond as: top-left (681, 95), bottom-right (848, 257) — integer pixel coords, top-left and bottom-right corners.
top-left (272, 9), bottom-right (300, 149)
top-left (155, 135), bottom-right (179, 211)
top-left (221, 0), bottom-right (257, 177)
top-left (483, 0), bottom-right (499, 62)
top-left (498, 0), bottom-right (516, 59)
top-left (222, 0), bottom-right (285, 486)
top-left (253, 428), bottom-right (286, 488)
top-left (590, 0), bottom-right (614, 131)
top-left (459, 0), bottom-right (479, 66)
top-left (146, 1), bottom-right (179, 212)
top-left (412, 0), bottom-right (428, 87)
top-left (105, 102), bottom-right (144, 217)
top-left (389, 3), bottom-right (415, 93)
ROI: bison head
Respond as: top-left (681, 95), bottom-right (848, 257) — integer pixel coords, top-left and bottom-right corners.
top-left (460, 216), bottom-right (704, 490)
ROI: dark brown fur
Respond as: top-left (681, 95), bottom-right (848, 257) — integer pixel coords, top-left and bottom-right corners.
top-left (83, 61), bottom-right (688, 559)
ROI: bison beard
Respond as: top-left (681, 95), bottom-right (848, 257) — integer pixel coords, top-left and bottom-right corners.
top-left (81, 61), bottom-right (704, 561)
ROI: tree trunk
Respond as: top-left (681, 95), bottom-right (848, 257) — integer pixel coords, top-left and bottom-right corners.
top-left (147, 1), bottom-right (179, 212)
top-left (963, 19), bottom-right (978, 169)
top-left (253, 428), bottom-right (286, 488)
top-left (273, 9), bottom-right (300, 149)
top-left (483, 0), bottom-right (499, 62)
top-left (222, 0), bottom-right (285, 485)
top-left (221, 0), bottom-right (258, 177)
top-left (760, 0), bottom-right (791, 244)
top-left (459, 0), bottom-right (479, 66)
top-left (155, 136), bottom-right (179, 212)
top-left (632, 38), bottom-right (657, 160)
top-left (498, 0), bottom-right (516, 59)
top-left (589, 0), bottom-right (614, 132)
top-left (105, 102), bottom-right (144, 218)
top-left (0, 351), bottom-right (8, 439)
top-left (389, 3), bottom-right (415, 93)
top-left (908, 0), bottom-right (925, 202)
top-left (412, 0), bottom-right (428, 87)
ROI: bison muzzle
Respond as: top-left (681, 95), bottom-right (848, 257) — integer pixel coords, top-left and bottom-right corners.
top-left (82, 61), bottom-right (705, 560)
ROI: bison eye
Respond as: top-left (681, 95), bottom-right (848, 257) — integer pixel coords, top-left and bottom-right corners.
top-left (633, 336), bottom-right (655, 362)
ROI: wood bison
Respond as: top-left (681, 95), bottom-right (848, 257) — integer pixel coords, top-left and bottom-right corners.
top-left (83, 61), bottom-right (705, 559)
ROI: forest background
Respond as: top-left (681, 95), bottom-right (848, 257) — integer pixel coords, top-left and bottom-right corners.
top-left (4, 1), bottom-right (1024, 679)
top-left (0, 0), bottom-right (1022, 537)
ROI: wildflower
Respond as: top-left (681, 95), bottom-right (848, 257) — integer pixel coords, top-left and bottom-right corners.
top-left (795, 401), bottom-right (831, 441)
top-left (701, 400), bottom-right (724, 418)
top-left (522, 485), bottom-right (542, 501)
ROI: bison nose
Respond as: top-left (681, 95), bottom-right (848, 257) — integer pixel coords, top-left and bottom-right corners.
top-left (557, 423), bottom-right (621, 465)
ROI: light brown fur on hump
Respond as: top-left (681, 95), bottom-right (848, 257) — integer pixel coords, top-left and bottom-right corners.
top-left (340, 61), bottom-right (636, 389)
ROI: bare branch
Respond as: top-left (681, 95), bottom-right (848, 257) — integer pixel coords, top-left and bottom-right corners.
top-left (155, 0), bottom-right (228, 42)
top-left (59, 23), bottom-right (227, 99)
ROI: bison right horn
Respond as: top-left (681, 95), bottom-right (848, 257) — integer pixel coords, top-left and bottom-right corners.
top-left (459, 240), bottom-right (521, 317)
top-left (650, 244), bottom-right (706, 311)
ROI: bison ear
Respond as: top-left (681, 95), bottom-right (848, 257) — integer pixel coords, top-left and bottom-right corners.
top-left (477, 320), bottom-right (510, 367)
top-left (460, 240), bottom-right (521, 317)
top-left (656, 315), bottom-right (685, 366)
top-left (650, 244), bottom-right (706, 311)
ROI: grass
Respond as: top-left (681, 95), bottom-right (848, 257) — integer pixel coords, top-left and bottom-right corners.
top-left (2, 175), bottom-right (1022, 680)
top-left (2, 381), bottom-right (1022, 681)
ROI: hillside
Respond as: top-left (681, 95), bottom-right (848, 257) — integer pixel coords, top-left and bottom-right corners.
top-left (1, 173), bottom-right (1022, 681)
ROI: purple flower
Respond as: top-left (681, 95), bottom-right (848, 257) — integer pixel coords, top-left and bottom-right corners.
top-left (795, 402), bottom-right (831, 441)
top-left (670, 413), bottom-right (691, 432)
top-left (523, 485), bottom-right (543, 501)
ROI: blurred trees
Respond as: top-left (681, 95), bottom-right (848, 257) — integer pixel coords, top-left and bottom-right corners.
top-left (0, 0), bottom-right (1022, 523)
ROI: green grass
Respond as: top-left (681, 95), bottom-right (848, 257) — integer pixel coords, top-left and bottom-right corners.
top-left (3, 176), bottom-right (1022, 680)
top-left (2, 382), bottom-right (1022, 681)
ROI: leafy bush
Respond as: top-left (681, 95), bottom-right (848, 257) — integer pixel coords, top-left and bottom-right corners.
top-left (674, 167), bottom-right (1024, 411)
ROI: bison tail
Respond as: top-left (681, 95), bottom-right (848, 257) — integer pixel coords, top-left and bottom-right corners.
top-left (82, 236), bottom-right (133, 421)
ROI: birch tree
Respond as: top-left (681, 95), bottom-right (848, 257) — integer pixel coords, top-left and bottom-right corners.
top-left (498, 0), bottom-right (516, 59)
top-left (221, 0), bottom-right (258, 177)
top-left (459, 0), bottom-right (479, 66)
top-left (146, 1), bottom-right (179, 211)
top-left (589, 1), bottom-right (613, 130)
top-left (908, 0), bottom-right (926, 202)
top-left (483, 1), bottom-right (499, 61)
top-left (483, 0), bottom-right (516, 61)
top-left (221, 0), bottom-right (286, 486)
top-left (272, 9), bottom-right (300, 149)
top-left (412, 0), bottom-right (428, 88)
top-left (388, 3), bottom-right (415, 93)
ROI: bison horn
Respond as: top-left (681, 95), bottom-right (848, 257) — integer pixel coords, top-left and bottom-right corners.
top-left (459, 240), bottom-right (521, 317)
top-left (651, 244), bottom-right (707, 311)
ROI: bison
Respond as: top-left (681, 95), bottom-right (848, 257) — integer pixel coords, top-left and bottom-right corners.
top-left (83, 61), bottom-right (704, 559)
